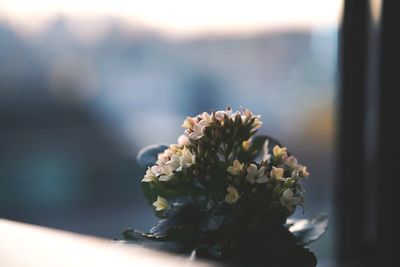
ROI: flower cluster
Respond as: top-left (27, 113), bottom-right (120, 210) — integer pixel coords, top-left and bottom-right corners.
top-left (143, 145), bottom-right (195, 183)
top-left (141, 107), bottom-right (310, 217)
top-left (224, 145), bottom-right (309, 213)
top-left (181, 108), bottom-right (262, 141)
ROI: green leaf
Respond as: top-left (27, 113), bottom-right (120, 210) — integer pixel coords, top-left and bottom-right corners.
top-left (137, 144), bottom-right (168, 169)
top-left (141, 182), bottom-right (158, 205)
top-left (147, 204), bottom-right (203, 241)
top-left (141, 181), bottom-right (185, 218)
top-left (121, 228), bottom-right (193, 254)
top-left (122, 227), bottom-right (146, 241)
top-left (288, 213), bottom-right (329, 246)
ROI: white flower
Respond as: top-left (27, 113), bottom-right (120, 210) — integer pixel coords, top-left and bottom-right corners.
top-left (186, 111), bottom-right (214, 141)
top-left (214, 111), bottom-right (226, 122)
top-left (150, 165), bottom-right (163, 176)
top-left (279, 189), bottom-right (301, 212)
top-left (262, 140), bottom-right (271, 163)
top-left (166, 154), bottom-right (181, 170)
top-left (246, 164), bottom-right (268, 184)
top-left (159, 154), bottom-right (181, 181)
top-left (214, 108), bottom-right (233, 122)
top-left (142, 167), bottom-right (157, 182)
top-left (230, 111), bottom-right (241, 121)
top-left (237, 109), bottom-right (263, 130)
top-left (180, 147), bottom-right (195, 168)
top-left (225, 186), bottom-right (240, 204)
top-left (200, 112), bottom-right (213, 124)
top-left (296, 164), bottom-right (310, 178)
top-left (285, 156), bottom-right (298, 169)
top-left (153, 196), bottom-right (168, 211)
top-left (188, 121), bottom-right (207, 140)
top-left (156, 152), bottom-right (169, 166)
top-left (227, 160), bottom-right (244, 175)
top-left (240, 109), bottom-right (253, 123)
top-left (291, 165), bottom-right (309, 179)
top-left (178, 134), bottom-right (190, 146)
top-left (251, 116), bottom-right (263, 130)
top-left (298, 165), bottom-right (310, 178)
top-left (159, 166), bottom-right (174, 181)
top-left (156, 147), bottom-right (179, 166)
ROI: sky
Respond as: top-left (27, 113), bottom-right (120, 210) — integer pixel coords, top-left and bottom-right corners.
top-left (0, 0), bottom-right (342, 38)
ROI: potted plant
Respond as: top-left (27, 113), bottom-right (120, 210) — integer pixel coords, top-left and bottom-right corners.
top-left (122, 107), bottom-right (328, 267)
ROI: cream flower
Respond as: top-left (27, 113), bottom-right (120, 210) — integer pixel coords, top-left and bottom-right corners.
top-left (214, 111), bottom-right (226, 122)
top-left (273, 145), bottom-right (287, 159)
top-left (227, 160), bottom-right (244, 175)
top-left (180, 147), bottom-right (195, 168)
top-left (214, 108), bottom-right (233, 122)
top-left (150, 165), bottom-right (163, 176)
top-left (291, 165), bottom-right (309, 180)
top-left (188, 121), bottom-right (207, 140)
top-left (159, 154), bottom-right (181, 181)
top-left (251, 116), bottom-right (263, 130)
top-left (246, 164), bottom-right (268, 184)
top-left (186, 112), bottom-right (213, 141)
top-left (225, 186), bottom-right (240, 204)
top-left (169, 144), bottom-right (182, 155)
top-left (285, 155), bottom-right (298, 169)
top-left (230, 111), bottom-right (241, 121)
top-left (142, 167), bottom-right (157, 182)
top-left (159, 167), bottom-right (174, 181)
top-left (181, 117), bottom-right (197, 130)
top-left (279, 189), bottom-right (301, 212)
top-left (240, 109), bottom-right (251, 123)
top-left (299, 166), bottom-right (310, 178)
top-left (153, 196), bottom-right (168, 211)
top-left (240, 109), bottom-right (262, 129)
top-left (242, 140), bottom-right (251, 151)
top-left (166, 154), bottom-right (181, 171)
top-left (200, 112), bottom-right (213, 124)
top-left (270, 166), bottom-right (285, 181)
top-left (177, 134), bottom-right (190, 146)
top-left (156, 146), bottom-right (180, 166)
top-left (156, 152), bottom-right (169, 166)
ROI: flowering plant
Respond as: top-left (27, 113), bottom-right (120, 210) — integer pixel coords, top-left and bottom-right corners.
top-left (123, 108), bottom-right (327, 267)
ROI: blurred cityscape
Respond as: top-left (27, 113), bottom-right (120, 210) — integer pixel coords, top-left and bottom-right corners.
top-left (0, 17), bottom-right (337, 264)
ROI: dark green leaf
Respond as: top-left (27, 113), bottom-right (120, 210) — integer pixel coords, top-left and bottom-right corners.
top-left (122, 227), bottom-right (146, 241)
top-left (141, 182), bottom-right (158, 205)
top-left (121, 228), bottom-right (193, 254)
top-left (147, 204), bottom-right (203, 241)
top-left (199, 213), bottom-right (229, 231)
top-left (141, 181), bottom-right (185, 219)
top-left (137, 144), bottom-right (168, 169)
top-left (288, 213), bottom-right (329, 246)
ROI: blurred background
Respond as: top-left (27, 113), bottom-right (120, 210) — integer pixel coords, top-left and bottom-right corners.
top-left (0, 1), bottom-right (342, 266)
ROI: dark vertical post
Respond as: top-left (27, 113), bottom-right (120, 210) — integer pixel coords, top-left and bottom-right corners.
top-left (337, 0), bottom-right (369, 264)
top-left (376, 0), bottom-right (400, 265)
